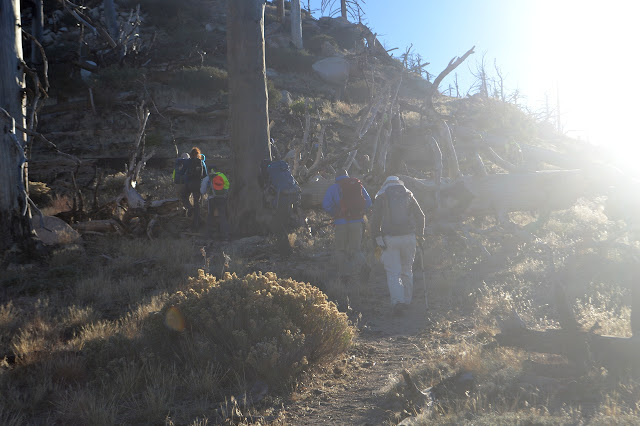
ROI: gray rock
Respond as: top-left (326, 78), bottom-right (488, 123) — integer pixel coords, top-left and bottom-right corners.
top-left (33, 216), bottom-right (81, 246)
top-left (280, 90), bottom-right (293, 106)
top-left (41, 34), bottom-right (54, 46)
top-left (312, 56), bottom-right (350, 86)
top-left (80, 61), bottom-right (97, 82)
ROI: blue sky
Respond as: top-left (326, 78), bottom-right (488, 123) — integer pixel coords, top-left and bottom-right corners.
top-left (304, 0), bottom-right (640, 168)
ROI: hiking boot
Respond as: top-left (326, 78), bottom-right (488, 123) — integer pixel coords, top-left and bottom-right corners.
top-left (392, 303), bottom-right (408, 317)
top-left (359, 264), bottom-right (371, 282)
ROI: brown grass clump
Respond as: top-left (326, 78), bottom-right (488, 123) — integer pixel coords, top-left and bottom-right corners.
top-left (144, 271), bottom-right (353, 387)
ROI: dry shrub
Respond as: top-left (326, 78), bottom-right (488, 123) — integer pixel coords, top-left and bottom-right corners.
top-left (144, 271), bottom-right (353, 386)
top-left (41, 194), bottom-right (72, 216)
top-left (102, 172), bottom-right (127, 194)
top-left (170, 66), bottom-right (228, 97)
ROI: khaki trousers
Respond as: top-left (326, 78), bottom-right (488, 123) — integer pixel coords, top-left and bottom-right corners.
top-left (334, 221), bottom-right (366, 278)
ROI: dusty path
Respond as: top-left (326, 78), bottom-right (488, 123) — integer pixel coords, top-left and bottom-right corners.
top-left (282, 263), bottom-right (447, 425)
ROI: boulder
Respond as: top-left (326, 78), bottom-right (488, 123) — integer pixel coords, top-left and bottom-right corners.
top-left (33, 216), bottom-right (81, 246)
top-left (280, 90), bottom-right (293, 107)
top-left (312, 57), bottom-right (350, 86)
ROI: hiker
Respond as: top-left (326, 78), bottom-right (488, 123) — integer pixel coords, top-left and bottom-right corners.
top-left (180, 147), bottom-right (206, 230)
top-left (173, 152), bottom-right (190, 209)
top-left (201, 164), bottom-right (230, 240)
top-left (370, 176), bottom-right (425, 315)
top-left (260, 158), bottom-right (302, 256)
top-left (322, 169), bottom-right (372, 283)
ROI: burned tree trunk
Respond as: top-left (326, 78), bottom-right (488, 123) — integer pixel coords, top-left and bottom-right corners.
top-left (227, 0), bottom-right (271, 234)
top-left (0, 0), bottom-right (35, 259)
top-left (276, 0), bottom-right (285, 23)
top-left (103, 0), bottom-right (119, 41)
top-left (291, 0), bottom-right (303, 49)
top-left (31, 0), bottom-right (44, 66)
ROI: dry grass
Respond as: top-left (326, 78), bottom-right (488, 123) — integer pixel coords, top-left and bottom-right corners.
top-left (0, 225), bottom-right (351, 424)
top-left (376, 198), bottom-right (640, 425)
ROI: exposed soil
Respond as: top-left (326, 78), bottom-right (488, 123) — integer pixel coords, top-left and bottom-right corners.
top-left (276, 259), bottom-right (457, 425)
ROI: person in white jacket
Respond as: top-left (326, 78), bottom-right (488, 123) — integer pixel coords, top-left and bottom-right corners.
top-left (369, 176), bottom-right (425, 316)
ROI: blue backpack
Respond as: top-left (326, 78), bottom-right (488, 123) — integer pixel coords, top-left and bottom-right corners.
top-left (265, 160), bottom-right (300, 209)
top-left (173, 158), bottom-right (190, 184)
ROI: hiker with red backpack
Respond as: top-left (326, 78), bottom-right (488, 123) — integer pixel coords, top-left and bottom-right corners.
top-left (370, 176), bottom-right (425, 316)
top-left (322, 169), bottom-right (372, 283)
top-left (201, 165), bottom-right (230, 240)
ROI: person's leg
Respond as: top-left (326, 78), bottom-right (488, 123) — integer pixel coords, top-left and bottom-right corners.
top-left (381, 235), bottom-right (404, 306)
top-left (217, 198), bottom-right (230, 240)
top-left (179, 185), bottom-right (191, 216)
top-left (207, 197), bottom-right (216, 234)
top-left (191, 190), bottom-right (201, 229)
top-left (347, 221), bottom-right (366, 273)
top-left (399, 234), bottom-right (417, 304)
top-left (333, 223), bottom-right (349, 278)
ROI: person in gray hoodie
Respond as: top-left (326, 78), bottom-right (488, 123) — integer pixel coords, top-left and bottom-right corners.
top-left (370, 176), bottom-right (425, 315)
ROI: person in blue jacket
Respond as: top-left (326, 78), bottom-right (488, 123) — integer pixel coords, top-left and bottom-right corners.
top-left (322, 169), bottom-right (372, 283)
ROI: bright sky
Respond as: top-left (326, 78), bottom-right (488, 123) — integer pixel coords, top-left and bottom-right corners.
top-left (307, 0), bottom-right (640, 172)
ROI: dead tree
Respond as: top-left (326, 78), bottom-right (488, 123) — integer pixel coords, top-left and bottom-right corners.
top-left (291, 0), bottom-right (303, 49)
top-left (321, 0), bottom-right (366, 22)
top-left (103, 0), bottom-right (118, 41)
top-left (276, 0), bottom-right (285, 23)
top-left (0, 0), bottom-right (36, 259)
top-left (227, 0), bottom-right (272, 234)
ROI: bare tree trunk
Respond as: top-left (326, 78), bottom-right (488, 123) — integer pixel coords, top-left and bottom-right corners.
top-left (277, 0), bottom-right (285, 23)
top-left (227, 0), bottom-right (271, 235)
top-left (103, 0), bottom-right (119, 41)
top-left (31, 0), bottom-right (43, 66)
top-left (341, 0), bottom-right (347, 19)
top-left (291, 0), bottom-right (303, 49)
top-left (1, 0), bottom-right (34, 258)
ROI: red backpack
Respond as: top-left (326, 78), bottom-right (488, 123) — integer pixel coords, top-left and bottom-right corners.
top-left (338, 177), bottom-right (366, 220)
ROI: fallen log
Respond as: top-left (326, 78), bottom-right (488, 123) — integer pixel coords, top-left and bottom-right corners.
top-left (73, 219), bottom-right (124, 234)
top-left (401, 170), bottom-right (590, 219)
top-left (495, 326), bottom-right (640, 371)
top-left (164, 106), bottom-right (229, 118)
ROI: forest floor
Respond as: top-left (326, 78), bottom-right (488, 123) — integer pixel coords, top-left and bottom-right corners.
top-left (281, 266), bottom-right (446, 425)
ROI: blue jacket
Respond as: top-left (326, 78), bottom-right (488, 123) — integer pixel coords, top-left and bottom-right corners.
top-left (322, 175), bottom-right (372, 224)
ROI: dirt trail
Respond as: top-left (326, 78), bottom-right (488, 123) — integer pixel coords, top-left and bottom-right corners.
top-left (283, 262), bottom-right (446, 425)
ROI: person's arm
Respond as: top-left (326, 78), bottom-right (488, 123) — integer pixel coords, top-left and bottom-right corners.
top-left (362, 186), bottom-right (373, 211)
top-left (200, 176), bottom-right (210, 195)
top-left (370, 194), bottom-right (384, 239)
top-left (322, 185), bottom-right (338, 216)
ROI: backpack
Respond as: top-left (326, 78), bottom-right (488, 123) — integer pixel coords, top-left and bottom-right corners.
top-left (173, 158), bottom-right (190, 184)
top-left (265, 160), bottom-right (301, 209)
top-left (338, 177), bottom-right (366, 220)
top-left (185, 158), bottom-right (205, 186)
top-left (383, 185), bottom-right (412, 236)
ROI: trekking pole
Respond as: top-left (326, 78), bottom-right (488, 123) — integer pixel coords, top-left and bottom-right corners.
top-left (418, 239), bottom-right (428, 310)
